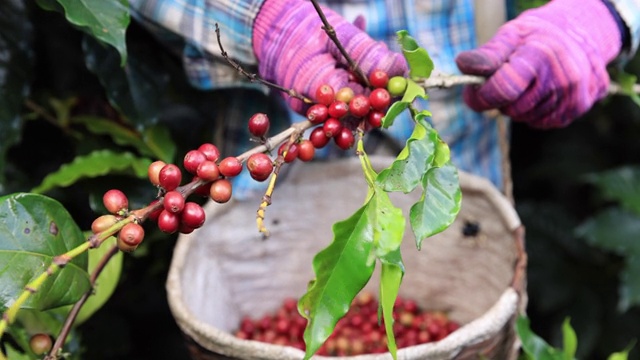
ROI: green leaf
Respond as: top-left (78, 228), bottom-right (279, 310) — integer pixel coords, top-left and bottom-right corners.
top-left (607, 340), bottom-right (636, 360)
top-left (616, 71), bottom-right (640, 107)
top-left (381, 101), bottom-right (410, 128)
top-left (410, 162), bottom-right (462, 249)
top-left (367, 191), bottom-right (406, 261)
top-left (377, 120), bottom-right (438, 193)
top-left (74, 235), bottom-right (122, 326)
top-left (299, 205), bottom-right (376, 359)
top-left (583, 166), bottom-right (640, 216)
top-left (397, 30), bottom-right (434, 79)
top-left (4, 343), bottom-right (32, 360)
top-left (31, 150), bottom-right (152, 194)
top-left (55, 0), bottom-right (130, 66)
top-left (517, 316), bottom-right (566, 360)
top-left (0, 193), bottom-right (90, 311)
top-left (142, 125), bottom-right (176, 163)
top-left (0, 0), bottom-right (33, 188)
top-left (380, 263), bottom-right (403, 360)
top-left (562, 318), bottom-right (577, 360)
top-left (401, 79), bottom-right (428, 103)
top-left (83, 36), bottom-right (167, 130)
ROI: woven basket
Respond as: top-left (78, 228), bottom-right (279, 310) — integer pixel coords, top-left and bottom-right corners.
top-left (166, 155), bottom-right (527, 359)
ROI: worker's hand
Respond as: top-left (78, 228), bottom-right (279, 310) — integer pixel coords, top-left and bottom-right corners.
top-left (455, 0), bottom-right (623, 128)
top-left (253, 0), bottom-right (407, 113)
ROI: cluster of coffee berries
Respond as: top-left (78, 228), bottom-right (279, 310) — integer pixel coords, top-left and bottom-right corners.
top-left (91, 189), bottom-right (147, 252)
top-left (249, 112), bottom-right (316, 166)
top-left (306, 70), bottom-right (406, 151)
top-left (233, 292), bottom-right (459, 356)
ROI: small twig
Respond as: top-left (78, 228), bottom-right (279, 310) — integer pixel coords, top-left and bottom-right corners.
top-left (214, 24), bottom-right (314, 105)
top-left (308, 0), bottom-right (370, 87)
top-left (45, 245), bottom-right (119, 360)
top-left (23, 99), bottom-right (59, 126)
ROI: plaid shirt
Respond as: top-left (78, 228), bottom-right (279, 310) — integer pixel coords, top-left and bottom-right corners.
top-left (129, 0), bottom-right (640, 199)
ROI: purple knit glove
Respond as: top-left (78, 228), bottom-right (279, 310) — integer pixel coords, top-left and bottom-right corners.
top-left (253, 0), bottom-right (407, 113)
top-left (455, 0), bottom-right (622, 128)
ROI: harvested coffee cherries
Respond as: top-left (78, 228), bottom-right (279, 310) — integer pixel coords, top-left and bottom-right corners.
top-left (233, 292), bottom-right (460, 356)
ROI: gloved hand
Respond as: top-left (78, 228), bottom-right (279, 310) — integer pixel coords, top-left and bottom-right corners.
top-left (253, 0), bottom-right (407, 113)
top-left (455, 0), bottom-right (623, 128)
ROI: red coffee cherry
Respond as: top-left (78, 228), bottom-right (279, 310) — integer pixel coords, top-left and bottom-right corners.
top-left (369, 69), bottom-right (389, 89)
top-left (158, 210), bottom-right (180, 234)
top-left (159, 164), bottom-right (182, 191)
top-left (328, 101), bottom-right (349, 119)
top-left (91, 214), bottom-right (119, 234)
top-left (181, 202), bottom-right (206, 229)
top-left (297, 140), bottom-right (315, 162)
top-left (210, 178), bottom-right (233, 203)
top-left (315, 84), bottom-right (335, 106)
top-left (348, 94), bottom-right (371, 118)
top-left (103, 189), bottom-right (128, 215)
top-left (246, 153), bottom-right (273, 182)
top-left (306, 104), bottom-right (329, 124)
top-left (335, 128), bottom-right (355, 150)
top-left (118, 223), bottom-right (145, 247)
top-left (335, 87), bottom-right (355, 103)
top-left (196, 160), bottom-right (220, 181)
top-left (193, 178), bottom-right (213, 197)
top-left (278, 142), bottom-right (299, 163)
top-left (148, 160), bottom-right (166, 186)
top-left (248, 113), bottom-right (270, 138)
top-left (198, 143), bottom-right (221, 162)
top-left (367, 110), bottom-right (385, 129)
top-left (369, 88), bottom-right (391, 111)
top-left (218, 157), bottom-right (243, 177)
top-left (309, 127), bottom-right (330, 149)
top-left (323, 118), bottom-right (343, 138)
top-left (183, 150), bottom-right (207, 174)
top-left (29, 333), bottom-right (53, 355)
top-left (163, 190), bottom-right (185, 214)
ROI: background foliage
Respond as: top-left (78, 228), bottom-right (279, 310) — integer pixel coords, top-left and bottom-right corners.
top-left (1, 0), bottom-right (640, 358)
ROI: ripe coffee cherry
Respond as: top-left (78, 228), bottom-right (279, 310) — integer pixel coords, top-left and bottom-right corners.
top-left (247, 153), bottom-right (273, 182)
top-left (29, 333), bottom-right (52, 355)
top-left (335, 87), bottom-right (355, 103)
top-left (328, 101), bottom-right (349, 119)
top-left (158, 209), bottom-right (180, 234)
top-left (91, 214), bottom-right (119, 234)
top-left (159, 164), bottom-right (182, 191)
top-left (183, 150), bottom-right (207, 174)
top-left (309, 127), bottom-right (331, 149)
top-left (198, 143), bottom-right (221, 162)
top-left (369, 88), bottom-right (391, 111)
top-left (367, 110), bottom-right (385, 129)
top-left (163, 190), bottom-right (185, 213)
top-left (349, 94), bottom-right (371, 118)
top-left (335, 128), bottom-right (355, 150)
top-left (210, 178), bottom-right (232, 203)
top-left (297, 140), bottom-right (315, 162)
top-left (323, 118), bottom-right (343, 138)
top-left (118, 223), bottom-right (145, 247)
top-left (103, 189), bottom-right (128, 215)
top-left (315, 84), bottom-right (335, 106)
top-left (148, 160), bottom-right (167, 186)
top-left (387, 76), bottom-right (408, 97)
top-left (369, 69), bottom-right (389, 89)
top-left (196, 160), bottom-right (220, 181)
top-left (179, 224), bottom-right (195, 234)
top-left (218, 157), bottom-right (243, 177)
top-left (278, 142), bottom-right (299, 163)
top-left (181, 202), bottom-right (206, 229)
top-left (248, 113), bottom-right (270, 138)
top-left (306, 104), bottom-right (329, 124)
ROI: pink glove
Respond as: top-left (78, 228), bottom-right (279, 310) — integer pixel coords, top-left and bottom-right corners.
top-left (253, 0), bottom-right (407, 113)
top-left (455, 0), bottom-right (623, 128)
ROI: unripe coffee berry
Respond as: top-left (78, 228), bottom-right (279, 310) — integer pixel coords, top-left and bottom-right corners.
top-left (159, 164), bottom-right (182, 191)
top-left (309, 127), bottom-right (330, 149)
top-left (198, 143), bottom-right (221, 162)
top-left (387, 76), bottom-right (408, 97)
top-left (297, 140), bottom-right (315, 162)
top-left (210, 178), bottom-right (232, 203)
top-left (183, 150), bottom-right (207, 174)
top-left (247, 153), bottom-right (273, 182)
top-left (118, 223), bottom-right (145, 247)
top-left (218, 157), bottom-right (243, 177)
top-left (91, 214), bottom-right (119, 234)
top-left (103, 189), bottom-right (128, 215)
top-left (248, 113), bottom-right (270, 138)
top-left (158, 210), bottom-right (180, 234)
top-left (163, 190), bottom-right (185, 213)
top-left (315, 84), bottom-right (335, 106)
top-left (181, 202), bottom-right (206, 229)
top-left (348, 94), bottom-right (371, 118)
top-left (148, 160), bottom-right (166, 186)
top-left (29, 333), bottom-right (53, 355)
top-left (196, 160), bottom-right (220, 181)
top-left (335, 87), bottom-right (355, 103)
top-left (306, 104), bottom-right (329, 124)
